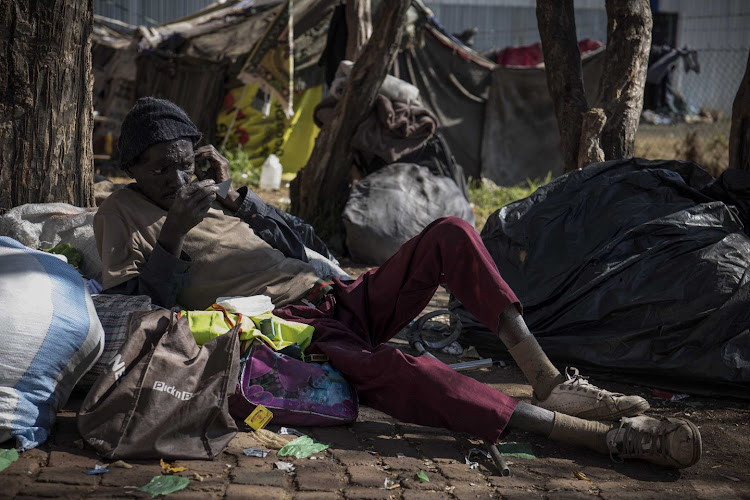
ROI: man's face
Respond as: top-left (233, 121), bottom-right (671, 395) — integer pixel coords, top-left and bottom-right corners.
top-left (127, 139), bottom-right (195, 210)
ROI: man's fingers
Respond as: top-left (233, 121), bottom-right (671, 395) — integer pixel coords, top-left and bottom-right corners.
top-left (194, 146), bottom-right (220, 165)
top-left (194, 146), bottom-right (231, 183)
top-left (172, 181), bottom-right (217, 212)
top-left (182, 187), bottom-right (217, 211)
top-left (176, 180), bottom-right (211, 197)
top-left (195, 187), bottom-right (218, 205)
top-left (188, 179), bottom-right (216, 190)
top-left (196, 194), bottom-right (216, 216)
top-left (186, 189), bottom-right (216, 221)
top-left (180, 180), bottom-right (215, 199)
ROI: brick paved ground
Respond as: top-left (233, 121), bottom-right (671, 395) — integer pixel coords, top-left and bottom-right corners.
top-left (3, 286), bottom-right (750, 499)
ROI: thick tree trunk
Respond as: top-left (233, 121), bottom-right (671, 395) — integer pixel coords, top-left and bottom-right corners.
top-left (537, 0), bottom-right (651, 171)
top-left (292, 0), bottom-right (409, 249)
top-left (345, 0), bottom-right (373, 61)
top-left (536, 0), bottom-right (588, 173)
top-left (729, 50), bottom-right (750, 170)
top-left (0, 0), bottom-right (94, 210)
top-left (595, 0), bottom-right (652, 160)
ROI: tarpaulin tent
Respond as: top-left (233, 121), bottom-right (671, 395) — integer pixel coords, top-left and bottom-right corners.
top-left (394, 2), bottom-right (604, 184)
top-left (479, 48), bottom-right (603, 185)
top-left (93, 0), bottom-right (603, 184)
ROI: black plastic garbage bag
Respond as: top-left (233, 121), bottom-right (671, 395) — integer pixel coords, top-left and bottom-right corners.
top-left (343, 163), bottom-right (475, 265)
top-left (452, 158), bottom-right (750, 397)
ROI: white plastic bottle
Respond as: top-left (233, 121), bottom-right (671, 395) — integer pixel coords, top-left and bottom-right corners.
top-left (259, 153), bottom-right (282, 190)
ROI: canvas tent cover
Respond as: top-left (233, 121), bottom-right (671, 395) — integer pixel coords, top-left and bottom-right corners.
top-left (93, 0), bottom-right (603, 184)
top-left (92, 0), bottom-right (337, 149)
top-left (452, 159), bottom-right (750, 398)
top-left (395, 7), bottom-right (604, 185)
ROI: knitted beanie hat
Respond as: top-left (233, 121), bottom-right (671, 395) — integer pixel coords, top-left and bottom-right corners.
top-left (118, 97), bottom-right (203, 168)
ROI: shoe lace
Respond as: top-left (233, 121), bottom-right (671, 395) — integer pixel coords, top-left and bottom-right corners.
top-left (564, 366), bottom-right (622, 401)
top-left (564, 366), bottom-right (583, 382)
top-left (608, 418), bottom-right (667, 463)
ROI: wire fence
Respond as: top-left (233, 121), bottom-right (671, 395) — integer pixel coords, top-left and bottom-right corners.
top-left (431, 3), bottom-right (748, 177)
top-left (93, 1), bottom-right (747, 176)
top-left (93, 0), bottom-right (215, 27)
top-left (638, 10), bottom-right (748, 177)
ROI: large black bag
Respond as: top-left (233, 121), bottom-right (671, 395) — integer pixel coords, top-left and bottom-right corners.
top-left (452, 158), bottom-right (750, 398)
top-left (78, 309), bottom-right (240, 460)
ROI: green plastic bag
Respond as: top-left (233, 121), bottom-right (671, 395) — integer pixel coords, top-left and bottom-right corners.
top-left (139, 475), bottom-right (189, 497)
top-left (416, 470), bottom-right (430, 483)
top-left (0, 449), bottom-right (19, 473)
top-left (277, 436), bottom-right (329, 458)
top-left (497, 442), bottom-right (536, 460)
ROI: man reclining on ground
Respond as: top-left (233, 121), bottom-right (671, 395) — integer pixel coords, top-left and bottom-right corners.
top-left (94, 97), bottom-right (702, 469)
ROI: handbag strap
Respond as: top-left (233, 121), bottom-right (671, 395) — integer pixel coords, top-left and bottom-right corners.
top-left (209, 304), bottom-right (250, 354)
top-left (210, 303), bottom-right (244, 334)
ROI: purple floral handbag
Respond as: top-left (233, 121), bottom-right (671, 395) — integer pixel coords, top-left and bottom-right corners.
top-left (228, 340), bottom-right (358, 426)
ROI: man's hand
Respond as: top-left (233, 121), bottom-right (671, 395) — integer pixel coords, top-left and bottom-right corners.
top-left (195, 145), bottom-right (242, 211)
top-left (194, 145), bottom-right (230, 183)
top-left (158, 179), bottom-right (218, 256)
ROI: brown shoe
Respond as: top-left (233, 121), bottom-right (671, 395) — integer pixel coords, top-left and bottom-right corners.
top-left (606, 415), bottom-right (702, 469)
top-left (533, 367), bottom-right (650, 420)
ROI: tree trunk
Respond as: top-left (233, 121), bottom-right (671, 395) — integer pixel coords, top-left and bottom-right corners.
top-left (292, 0), bottom-right (409, 250)
top-left (0, 0), bottom-right (94, 211)
top-left (729, 49), bottom-right (750, 170)
top-left (537, 0), bottom-right (652, 171)
top-left (595, 0), bottom-right (652, 160)
top-left (345, 0), bottom-right (373, 61)
top-left (536, 0), bottom-right (588, 173)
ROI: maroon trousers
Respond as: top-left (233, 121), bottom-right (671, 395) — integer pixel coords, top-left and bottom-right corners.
top-left (277, 217), bottom-right (520, 443)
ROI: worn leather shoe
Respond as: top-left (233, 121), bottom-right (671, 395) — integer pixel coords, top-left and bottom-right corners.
top-left (532, 367), bottom-right (650, 420)
top-left (606, 415), bottom-right (702, 469)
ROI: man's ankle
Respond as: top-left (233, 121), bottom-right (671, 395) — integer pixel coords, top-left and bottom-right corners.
top-left (507, 336), bottom-right (563, 398)
top-left (549, 412), bottom-right (613, 454)
top-left (533, 373), bottom-right (566, 401)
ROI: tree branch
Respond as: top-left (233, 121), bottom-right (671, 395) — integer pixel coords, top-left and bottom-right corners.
top-left (292, 0), bottom-right (410, 247)
top-left (578, 108), bottom-right (606, 168)
top-left (345, 0), bottom-right (372, 61)
top-left (595, 0), bottom-right (652, 160)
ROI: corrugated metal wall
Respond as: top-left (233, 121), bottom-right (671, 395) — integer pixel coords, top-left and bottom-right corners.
top-left (94, 0), bottom-right (216, 26)
top-left (658, 0), bottom-right (750, 115)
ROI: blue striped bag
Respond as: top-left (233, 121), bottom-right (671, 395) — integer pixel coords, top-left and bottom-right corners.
top-left (0, 237), bottom-right (104, 450)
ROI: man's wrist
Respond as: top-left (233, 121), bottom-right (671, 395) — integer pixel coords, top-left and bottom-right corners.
top-left (221, 188), bottom-right (243, 212)
top-left (158, 220), bottom-right (187, 256)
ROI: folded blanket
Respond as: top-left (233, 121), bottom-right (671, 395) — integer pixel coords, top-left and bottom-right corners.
top-left (351, 94), bottom-right (438, 163)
